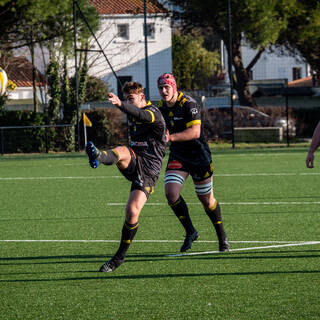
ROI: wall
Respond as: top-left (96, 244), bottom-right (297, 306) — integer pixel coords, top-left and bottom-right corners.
top-left (223, 43), bottom-right (310, 83)
top-left (14, 13), bottom-right (172, 102)
top-left (242, 45), bottom-right (310, 82)
top-left (89, 14), bottom-right (172, 100)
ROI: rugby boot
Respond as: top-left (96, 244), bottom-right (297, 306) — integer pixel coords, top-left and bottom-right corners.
top-left (180, 230), bottom-right (199, 252)
top-left (219, 238), bottom-right (230, 252)
top-left (86, 141), bottom-right (101, 168)
top-left (99, 257), bottom-right (124, 273)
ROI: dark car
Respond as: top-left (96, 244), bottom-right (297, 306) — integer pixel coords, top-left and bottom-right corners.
top-left (201, 103), bottom-right (296, 140)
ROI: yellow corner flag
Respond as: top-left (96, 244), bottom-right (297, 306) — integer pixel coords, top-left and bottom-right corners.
top-left (83, 113), bottom-right (92, 127)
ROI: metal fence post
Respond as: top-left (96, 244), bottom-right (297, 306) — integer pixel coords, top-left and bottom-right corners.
top-left (45, 126), bottom-right (49, 153)
top-left (285, 94), bottom-right (289, 147)
top-left (1, 128), bottom-right (4, 155)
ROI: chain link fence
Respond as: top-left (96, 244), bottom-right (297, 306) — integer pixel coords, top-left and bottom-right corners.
top-left (1, 92), bottom-right (319, 155)
top-left (200, 90), bottom-right (320, 145)
top-left (0, 124), bottom-right (75, 154)
top-left (0, 107), bottom-right (128, 154)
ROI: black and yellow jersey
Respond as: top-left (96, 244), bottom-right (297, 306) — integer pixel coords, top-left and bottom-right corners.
top-left (158, 92), bottom-right (212, 166)
top-left (119, 101), bottom-right (166, 177)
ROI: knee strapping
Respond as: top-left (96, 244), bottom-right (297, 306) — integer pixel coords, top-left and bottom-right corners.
top-left (195, 181), bottom-right (212, 195)
top-left (164, 172), bottom-right (185, 185)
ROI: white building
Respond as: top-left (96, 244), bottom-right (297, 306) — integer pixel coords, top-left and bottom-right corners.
top-left (12, 0), bottom-right (172, 103)
top-left (223, 42), bottom-right (310, 84)
top-left (89, 0), bottom-right (172, 100)
top-left (0, 56), bottom-right (47, 111)
top-left (242, 44), bottom-right (310, 82)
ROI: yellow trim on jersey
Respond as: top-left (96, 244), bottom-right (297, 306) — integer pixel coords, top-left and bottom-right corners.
top-left (146, 109), bottom-right (155, 123)
top-left (177, 92), bottom-right (183, 101)
top-left (145, 186), bottom-right (155, 194)
top-left (179, 97), bottom-right (187, 107)
top-left (158, 100), bottom-right (163, 108)
top-left (111, 149), bottom-right (120, 163)
top-left (186, 119), bottom-right (201, 128)
top-left (146, 101), bottom-right (152, 106)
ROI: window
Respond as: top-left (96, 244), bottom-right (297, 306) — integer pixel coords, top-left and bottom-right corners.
top-left (117, 76), bottom-right (132, 100)
top-left (292, 67), bottom-right (302, 81)
top-left (117, 24), bottom-right (129, 40)
top-left (248, 70), bottom-right (253, 80)
top-left (144, 23), bottom-right (155, 39)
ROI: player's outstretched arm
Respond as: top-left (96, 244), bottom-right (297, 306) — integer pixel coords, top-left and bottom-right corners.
top-left (306, 121), bottom-right (320, 168)
top-left (118, 102), bottom-right (155, 123)
top-left (108, 92), bottom-right (154, 123)
top-left (306, 152), bottom-right (314, 168)
top-left (108, 92), bottom-right (121, 107)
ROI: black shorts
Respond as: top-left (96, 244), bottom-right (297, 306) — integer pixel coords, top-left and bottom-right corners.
top-left (118, 148), bottom-right (156, 198)
top-left (165, 157), bottom-right (214, 182)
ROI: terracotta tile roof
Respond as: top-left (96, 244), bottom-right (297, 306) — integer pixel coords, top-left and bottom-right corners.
top-left (288, 76), bottom-right (313, 87)
top-left (0, 56), bottom-right (46, 87)
top-left (90, 0), bottom-right (167, 15)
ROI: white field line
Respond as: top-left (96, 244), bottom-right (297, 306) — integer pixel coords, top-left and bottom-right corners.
top-left (106, 201), bottom-right (320, 206)
top-left (2, 240), bottom-right (319, 257)
top-left (0, 176), bottom-right (123, 180)
top-left (0, 240), bottom-right (312, 243)
top-left (214, 152), bottom-right (306, 157)
top-left (216, 172), bottom-right (320, 177)
top-left (165, 241), bottom-right (320, 257)
top-left (0, 172), bottom-right (320, 180)
top-left (221, 201), bottom-right (320, 205)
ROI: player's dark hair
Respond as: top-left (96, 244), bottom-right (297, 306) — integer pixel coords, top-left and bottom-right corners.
top-left (123, 81), bottom-right (145, 95)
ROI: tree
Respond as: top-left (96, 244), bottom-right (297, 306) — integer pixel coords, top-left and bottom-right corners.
top-left (276, 0), bottom-right (320, 86)
top-left (172, 32), bottom-right (221, 90)
top-left (46, 59), bottom-right (61, 124)
top-left (0, 0), bottom-right (72, 50)
top-left (85, 76), bottom-right (111, 102)
top-left (168, 0), bottom-right (293, 106)
top-left (0, 0), bottom-right (99, 112)
top-left (0, 0), bottom-right (99, 48)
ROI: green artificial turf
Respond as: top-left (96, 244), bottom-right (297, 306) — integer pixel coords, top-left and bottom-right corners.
top-left (0, 147), bottom-right (319, 320)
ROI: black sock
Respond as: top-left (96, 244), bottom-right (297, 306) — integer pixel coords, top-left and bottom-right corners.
top-left (114, 221), bottom-right (139, 260)
top-left (99, 149), bottom-right (119, 165)
top-left (170, 196), bottom-right (195, 235)
top-left (205, 201), bottom-right (227, 242)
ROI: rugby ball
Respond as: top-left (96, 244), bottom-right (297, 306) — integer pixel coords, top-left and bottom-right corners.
top-left (0, 68), bottom-right (8, 95)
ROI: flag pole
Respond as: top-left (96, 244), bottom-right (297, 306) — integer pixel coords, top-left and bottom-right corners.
top-left (82, 113), bottom-right (92, 148)
top-left (83, 118), bottom-right (87, 149)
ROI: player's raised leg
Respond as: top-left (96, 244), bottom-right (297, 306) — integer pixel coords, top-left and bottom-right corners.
top-left (86, 142), bottom-right (132, 169)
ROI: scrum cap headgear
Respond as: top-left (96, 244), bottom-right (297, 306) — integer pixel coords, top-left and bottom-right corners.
top-left (157, 73), bottom-right (177, 95)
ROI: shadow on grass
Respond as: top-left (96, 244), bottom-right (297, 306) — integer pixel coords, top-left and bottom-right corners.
top-left (1, 248), bottom-right (320, 282)
top-left (246, 195), bottom-right (320, 201)
top-left (0, 213), bottom-right (174, 222)
top-left (1, 269), bottom-right (320, 283)
top-left (1, 249), bottom-right (320, 266)
top-left (0, 215), bottom-right (127, 222)
top-left (0, 153), bottom-right (86, 161)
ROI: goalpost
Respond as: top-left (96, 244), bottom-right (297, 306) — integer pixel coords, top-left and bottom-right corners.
top-left (72, 0), bottom-right (151, 151)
